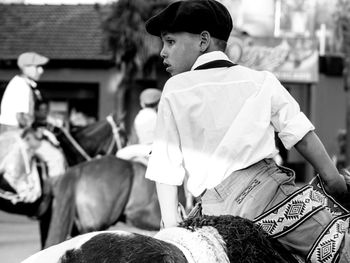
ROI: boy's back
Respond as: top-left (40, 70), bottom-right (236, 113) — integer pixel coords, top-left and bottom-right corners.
top-left (150, 52), bottom-right (313, 197)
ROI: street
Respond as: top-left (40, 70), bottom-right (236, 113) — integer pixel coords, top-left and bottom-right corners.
top-left (0, 211), bottom-right (40, 263)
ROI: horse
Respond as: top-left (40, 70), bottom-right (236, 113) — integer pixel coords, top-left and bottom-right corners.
top-left (43, 114), bottom-right (164, 242)
top-left (22, 214), bottom-right (298, 263)
top-left (43, 155), bottom-right (135, 248)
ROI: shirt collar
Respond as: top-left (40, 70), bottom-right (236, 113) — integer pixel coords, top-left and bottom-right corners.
top-left (20, 75), bottom-right (37, 88)
top-left (191, 51), bottom-right (231, 71)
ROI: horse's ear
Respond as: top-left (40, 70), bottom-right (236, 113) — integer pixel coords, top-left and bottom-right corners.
top-left (186, 202), bottom-right (202, 220)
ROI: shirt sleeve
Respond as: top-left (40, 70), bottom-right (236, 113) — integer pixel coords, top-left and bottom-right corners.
top-left (145, 93), bottom-right (186, 186)
top-left (268, 72), bottom-right (315, 150)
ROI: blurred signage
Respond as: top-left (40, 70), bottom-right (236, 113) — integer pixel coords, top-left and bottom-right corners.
top-left (226, 36), bottom-right (319, 83)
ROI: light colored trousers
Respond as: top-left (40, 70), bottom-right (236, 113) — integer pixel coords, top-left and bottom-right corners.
top-left (201, 159), bottom-right (350, 262)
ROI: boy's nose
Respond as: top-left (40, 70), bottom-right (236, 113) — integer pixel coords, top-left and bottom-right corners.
top-left (160, 47), bottom-right (167, 58)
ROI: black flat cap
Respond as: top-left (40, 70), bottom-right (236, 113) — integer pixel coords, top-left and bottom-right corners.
top-left (145, 0), bottom-right (233, 42)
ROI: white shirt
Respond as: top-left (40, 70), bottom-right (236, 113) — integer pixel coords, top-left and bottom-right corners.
top-left (134, 107), bottom-right (158, 144)
top-left (0, 75), bottom-right (36, 126)
top-left (145, 51), bottom-right (314, 197)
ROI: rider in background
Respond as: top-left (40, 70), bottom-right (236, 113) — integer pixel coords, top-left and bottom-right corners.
top-left (0, 52), bottom-right (49, 133)
top-left (116, 88), bottom-right (161, 165)
top-left (134, 88), bottom-right (161, 145)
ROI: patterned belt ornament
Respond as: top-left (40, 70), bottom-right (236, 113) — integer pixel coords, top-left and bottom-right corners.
top-left (307, 215), bottom-right (349, 263)
top-left (254, 185), bottom-right (326, 238)
top-left (254, 175), bottom-right (350, 263)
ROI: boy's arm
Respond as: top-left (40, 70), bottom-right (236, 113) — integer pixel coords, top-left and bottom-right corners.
top-left (294, 131), bottom-right (347, 197)
top-left (156, 182), bottom-right (182, 228)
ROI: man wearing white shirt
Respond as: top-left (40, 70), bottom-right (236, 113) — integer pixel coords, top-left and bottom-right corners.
top-left (0, 52), bottom-right (48, 133)
top-left (144, 0), bottom-right (350, 262)
top-left (134, 88), bottom-right (161, 145)
top-left (116, 88), bottom-right (161, 165)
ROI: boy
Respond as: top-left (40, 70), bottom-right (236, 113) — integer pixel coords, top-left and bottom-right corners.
top-left (144, 0), bottom-right (349, 261)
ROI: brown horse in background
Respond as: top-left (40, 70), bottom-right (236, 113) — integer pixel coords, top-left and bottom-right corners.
top-left (41, 114), bottom-right (164, 247)
top-left (43, 156), bottom-right (135, 247)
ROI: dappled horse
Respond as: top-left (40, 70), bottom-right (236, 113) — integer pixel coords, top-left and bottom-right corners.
top-left (23, 214), bottom-right (297, 263)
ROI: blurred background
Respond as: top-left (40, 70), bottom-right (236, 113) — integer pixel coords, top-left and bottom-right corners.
top-left (1, 0), bottom-right (350, 261)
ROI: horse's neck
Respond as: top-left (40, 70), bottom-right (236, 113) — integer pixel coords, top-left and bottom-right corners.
top-left (72, 123), bottom-right (112, 155)
top-left (53, 120), bottom-right (116, 165)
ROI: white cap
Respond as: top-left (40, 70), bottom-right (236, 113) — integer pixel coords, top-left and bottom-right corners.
top-left (17, 52), bottom-right (49, 69)
top-left (140, 88), bottom-right (161, 105)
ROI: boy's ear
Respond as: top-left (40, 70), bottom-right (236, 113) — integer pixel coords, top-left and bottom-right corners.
top-left (199, 31), bottom-right (211, 53)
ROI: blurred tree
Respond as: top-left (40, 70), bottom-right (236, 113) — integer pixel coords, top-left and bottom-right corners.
top-left (334, 0), bottom-right (350, 166)
top-left (101, 0), bottom-right (170, 120)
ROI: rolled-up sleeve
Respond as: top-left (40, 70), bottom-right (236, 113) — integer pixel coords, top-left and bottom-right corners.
top-left (145, 94), bottom-right (186, 186)
top-left (268, 72), bottom-right (315, 150)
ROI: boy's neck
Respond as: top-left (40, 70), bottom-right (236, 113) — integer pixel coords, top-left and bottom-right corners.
top-left (191, 51), bottom-right (228, 71)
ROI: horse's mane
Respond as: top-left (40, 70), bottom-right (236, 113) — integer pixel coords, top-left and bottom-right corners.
top-left (180, 215), bottom-right (298, 263)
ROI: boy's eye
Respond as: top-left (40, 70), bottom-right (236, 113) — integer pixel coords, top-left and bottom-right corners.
top-left (166, 39), bottom-right (175, 45)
